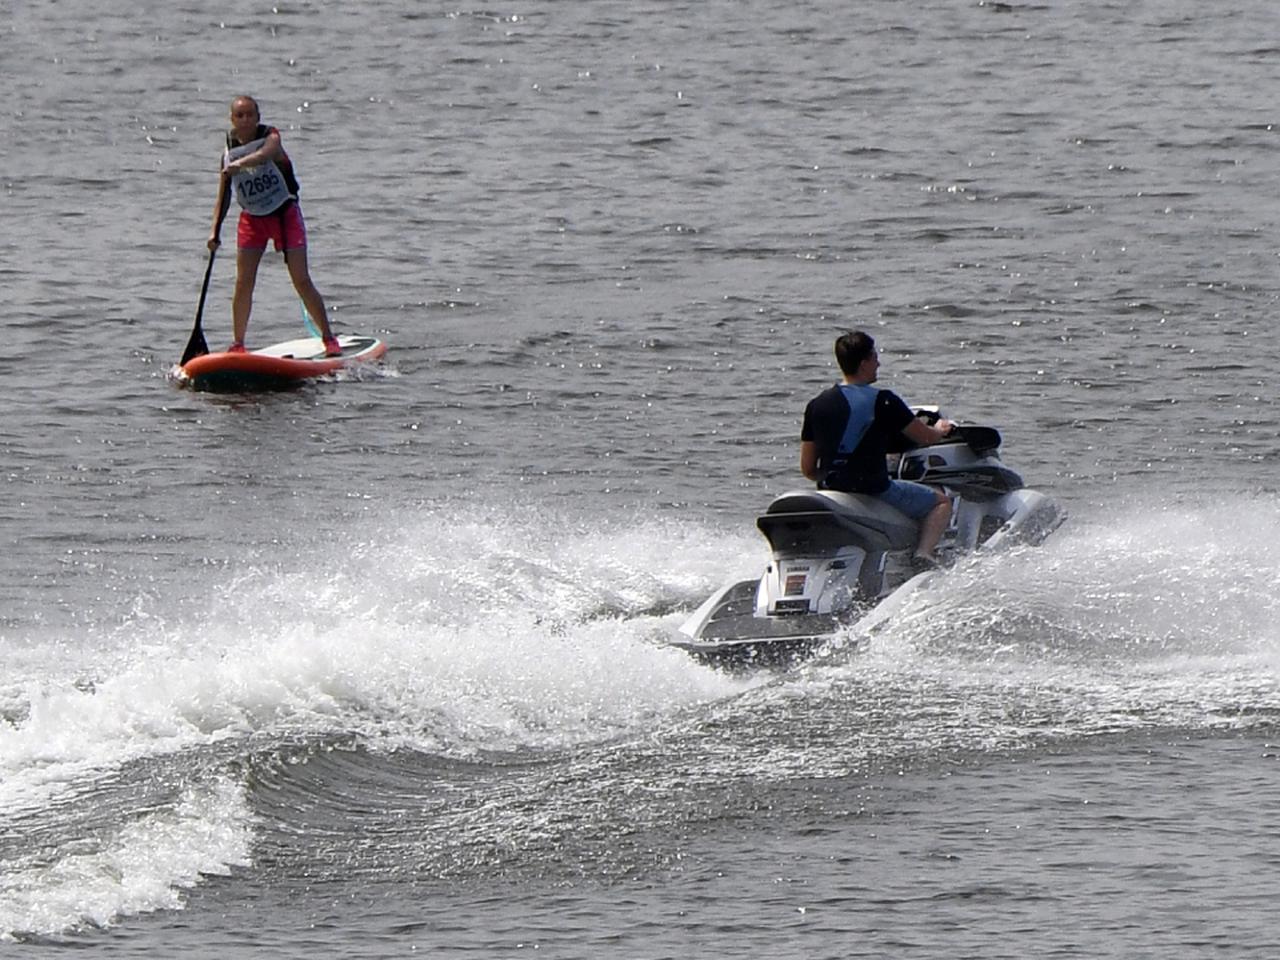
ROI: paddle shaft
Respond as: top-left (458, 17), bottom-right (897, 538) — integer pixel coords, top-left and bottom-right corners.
top-left (181, 192), bottom-right (231, 366)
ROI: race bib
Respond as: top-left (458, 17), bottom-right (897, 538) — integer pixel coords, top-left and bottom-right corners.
top-left (224, 136), bottom-right (292, 216)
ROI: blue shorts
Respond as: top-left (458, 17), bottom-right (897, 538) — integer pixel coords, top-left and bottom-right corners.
top-left (878, 479), bottom-right (941, 519)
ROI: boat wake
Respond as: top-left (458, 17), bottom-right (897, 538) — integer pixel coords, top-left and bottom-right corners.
top-left (2, 495), bottom-right (1278, 940)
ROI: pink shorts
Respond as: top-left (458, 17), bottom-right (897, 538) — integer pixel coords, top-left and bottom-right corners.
top-left (237, 203), bottom-right (307, 252)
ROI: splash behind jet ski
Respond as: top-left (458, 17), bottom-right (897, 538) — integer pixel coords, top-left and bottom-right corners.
top-left (672, 412), bottom-right (1063, 667)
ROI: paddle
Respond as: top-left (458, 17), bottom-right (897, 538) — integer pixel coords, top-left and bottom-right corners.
top-left (181, 196), bottom-right (230, 366)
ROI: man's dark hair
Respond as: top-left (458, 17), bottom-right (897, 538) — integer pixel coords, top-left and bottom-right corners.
top-left (835, 331), bottom-right (875, 377)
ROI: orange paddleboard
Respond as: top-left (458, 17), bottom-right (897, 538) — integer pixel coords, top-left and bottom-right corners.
top-left (177, 334), bottom-right (387, 392)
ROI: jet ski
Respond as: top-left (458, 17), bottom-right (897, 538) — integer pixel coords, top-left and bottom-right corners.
top-left (673, 410), bottom-right (1064, 667)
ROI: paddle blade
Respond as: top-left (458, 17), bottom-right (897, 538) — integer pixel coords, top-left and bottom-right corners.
top-left (180, 326), bottom-right (209, 366)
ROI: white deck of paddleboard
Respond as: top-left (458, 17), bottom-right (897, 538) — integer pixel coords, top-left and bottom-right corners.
top-left (251, 335), bottom-right (382, 360)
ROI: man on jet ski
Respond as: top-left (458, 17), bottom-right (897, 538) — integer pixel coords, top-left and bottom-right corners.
top-left (799, 330), bottom-right (956, 566)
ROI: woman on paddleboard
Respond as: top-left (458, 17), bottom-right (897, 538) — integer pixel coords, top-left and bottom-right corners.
top-left (208, 95), bottom-right (340, 355)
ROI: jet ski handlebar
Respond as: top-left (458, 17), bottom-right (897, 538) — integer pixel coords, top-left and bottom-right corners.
top-left (889, 408), bottom-right (1002, 455)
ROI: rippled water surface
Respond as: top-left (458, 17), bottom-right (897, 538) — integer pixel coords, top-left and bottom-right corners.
top-left (3, 0), bottom-right (1280, 955)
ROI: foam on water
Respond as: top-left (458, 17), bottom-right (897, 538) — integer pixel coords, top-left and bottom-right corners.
top-left (797, 496), bottom-right (1280, 747)
top-left (5, 495), bottom-right (1279, 939)
top-left (0, 777), bottom-right (252, 941)
top-left (7, 497), bottom-right (1278, 814)
top-left (0, 506), bottom-right (760, 813)
top-left (0, 504), bottom-right (768, 939)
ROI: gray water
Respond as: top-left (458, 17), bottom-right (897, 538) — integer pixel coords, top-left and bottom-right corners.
top-left (3, 0), bottom-right (1280, 956)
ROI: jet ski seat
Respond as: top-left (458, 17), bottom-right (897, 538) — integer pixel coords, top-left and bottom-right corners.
top-left (757, 489), bottom-right (918, 555)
